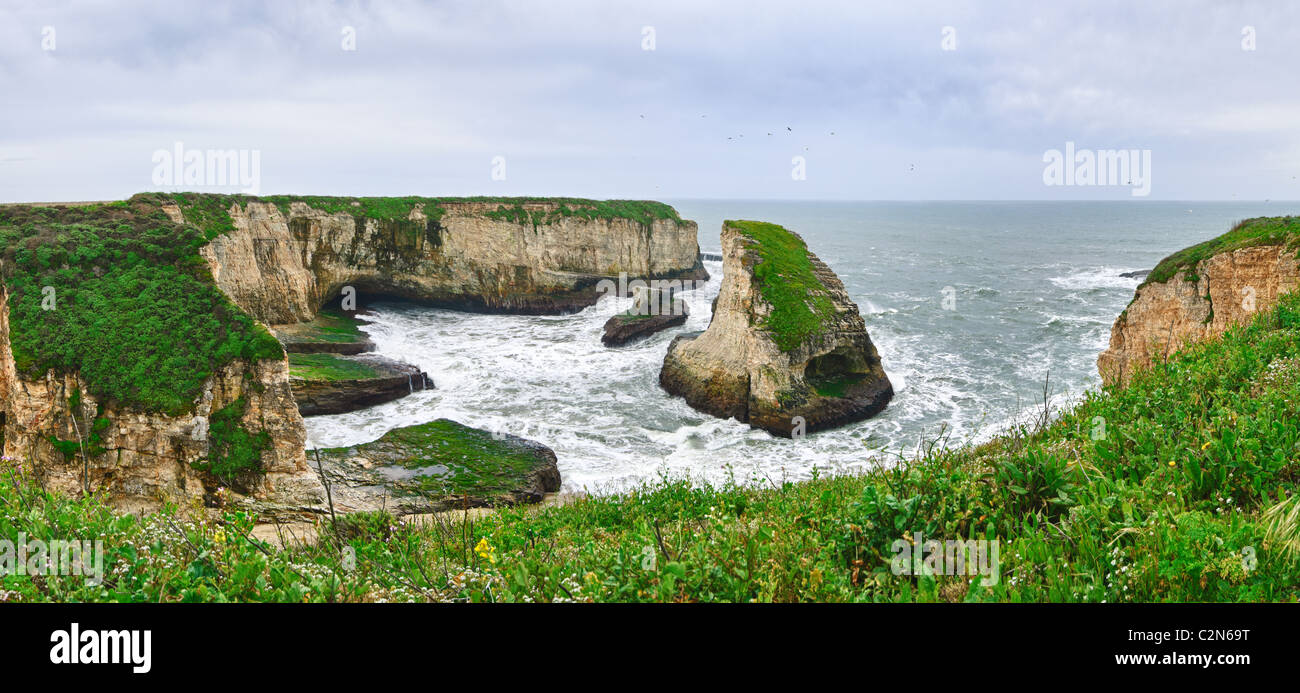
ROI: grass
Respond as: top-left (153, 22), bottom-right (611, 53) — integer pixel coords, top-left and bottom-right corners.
top-left (726, 220), bottom-right (835, 352)
top-left (287, 353), bottom-right (382, 381)
top-left (1143, 216), bottom-right (1300, 286)
top-left (0, 199), bottom-right (283, 416)
top-left (479, 198), bottom-right (685, 231)
top-left (190, 397), bottom-right (271, 484)
top-left (140, 193), bottom-right (686, 231)
top-left (5, 291), bottom-right (1299, 602)
top-left (279, 309), bottom-right (369, 344)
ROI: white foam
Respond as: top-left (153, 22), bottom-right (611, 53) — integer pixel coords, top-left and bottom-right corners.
top-left (1048, 267), bottom-right (1143, 291)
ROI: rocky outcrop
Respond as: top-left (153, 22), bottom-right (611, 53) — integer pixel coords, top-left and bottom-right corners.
top-left (602, 288), bottom-right (689, 346)
top-left (602, 305), bottom-right (688, 347)
top-left (290, 354), bottom-right (431, 416)
top-left (1099, 244), bottom-right (1300, 386)
top-left (0, 287), bottom-right (325, 518)
top-left (273, 309), bottom-right (376, 355)
top-left (194, 199), bottom-right (707, 325)
top-left (660, 220), bottom-right (893, 437)
top-left (312, 418), bottom-right (562, 514)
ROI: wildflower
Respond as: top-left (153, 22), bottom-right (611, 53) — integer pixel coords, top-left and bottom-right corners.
top-left (1201, 441), bottom-right (1212, 450)
top-left (474, 537), bottom-right (496, 564)
top-left (1167, 460), bottom-right (1176, 467)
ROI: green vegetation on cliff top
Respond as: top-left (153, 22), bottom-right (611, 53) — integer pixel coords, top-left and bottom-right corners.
top-left (1144, 216), bottom-right (1300, 286)
top-left (0, 200), bottom-right (282, 415)
top-left (727, 220), bottom-right (835, 352)
top-left (135, 192), bottom-right (686, 231)
top-left (5, 292), bottom-right (1299, 602)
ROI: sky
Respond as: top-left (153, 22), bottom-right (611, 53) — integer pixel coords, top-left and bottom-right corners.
top-left (1, 0), bottom-right (1298, 202)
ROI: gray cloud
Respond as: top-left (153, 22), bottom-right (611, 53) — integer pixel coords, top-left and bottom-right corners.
top-left (1, 0), bottom-right (1297, 201)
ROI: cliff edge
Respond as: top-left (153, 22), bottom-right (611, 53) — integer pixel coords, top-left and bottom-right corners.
top-left (1099, 217), bottom-right (1300, 385)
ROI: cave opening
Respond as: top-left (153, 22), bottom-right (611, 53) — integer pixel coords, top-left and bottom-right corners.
top-left (804, 349), bottom-right (870, 398)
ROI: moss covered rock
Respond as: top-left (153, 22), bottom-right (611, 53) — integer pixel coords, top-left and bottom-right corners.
top-left (660, 220), bottom-right (892, 437)
top-left (288, 353), bottom-right (431, 416)
top-left (312, 418), bottom-right (561, 514)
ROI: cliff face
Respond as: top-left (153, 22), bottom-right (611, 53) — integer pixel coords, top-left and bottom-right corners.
top-left (0, 194), bottom-right (703, 517)
top-left (1099, 244), bottom-right (1300, 385)
top-left (193, 200), bottom-right (706, 324)
top-left (660, 221), bottom-right (892, 437)
top-left (0, 287), bottom-right (323, 517)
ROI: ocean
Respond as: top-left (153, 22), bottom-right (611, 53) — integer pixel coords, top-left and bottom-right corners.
top-left (304, 200), bottom-right (1296, 493)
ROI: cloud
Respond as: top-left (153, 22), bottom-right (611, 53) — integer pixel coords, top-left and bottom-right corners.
top-left (1, 0), bottom-right (1297, 201)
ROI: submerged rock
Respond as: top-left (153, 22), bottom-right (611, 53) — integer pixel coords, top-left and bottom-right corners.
top-left (1118, 269), bottom-right (1151, 280)
top-left (289, 353), bottom-right (431, 416)
top-left (660, 220), bottom-right (893, 437)
top-left (311, 418), bottom-right (561, 514)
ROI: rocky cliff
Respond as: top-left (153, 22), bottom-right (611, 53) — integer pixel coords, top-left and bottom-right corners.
top-left (188, 196), bottom-right (706, 325)
top-left (1099, 218), bottom-right (1300, 386)
top-left (660, 220), bottom-right (892, 437)
top-left (0, 194), bottom-right (705, 517)
top-left (0, 286), bottom-right (324, 518)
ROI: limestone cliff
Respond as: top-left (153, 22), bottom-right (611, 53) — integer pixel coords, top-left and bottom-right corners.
top-left (0, 286), bottom-right (324, 518)
top-left (1099, 223), bottom-right (1300, 386)
top-left (660, 220), bottom-right (892, 437)
top-left (190, 198), bottom-right (707, 324)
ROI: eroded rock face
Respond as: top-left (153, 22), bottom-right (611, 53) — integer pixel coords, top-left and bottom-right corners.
top-left (1099, 245), bottom-right (1300, 386)
top-left (660, 221), bottom-right (893, 437)
top-left (197, 200), bottom-right (707, 324)
top-left (291, 355), bottom-right (431, 416)
top-left (0, 287), bottom-right (325, 518)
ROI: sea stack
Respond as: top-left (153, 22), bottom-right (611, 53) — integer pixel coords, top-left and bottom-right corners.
top-left (659, 220), bottom-right (893, 437)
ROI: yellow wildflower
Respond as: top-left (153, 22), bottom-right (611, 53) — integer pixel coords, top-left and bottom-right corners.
top-left (474, 537), bottom-right (496, 563)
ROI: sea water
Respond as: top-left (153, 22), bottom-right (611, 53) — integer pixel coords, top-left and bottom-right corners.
top-left (305, 200), bottom-right (1295, 493)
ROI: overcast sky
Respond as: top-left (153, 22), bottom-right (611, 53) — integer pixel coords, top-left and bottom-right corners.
top-left (2, 0), bottom-right (1297, 202)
